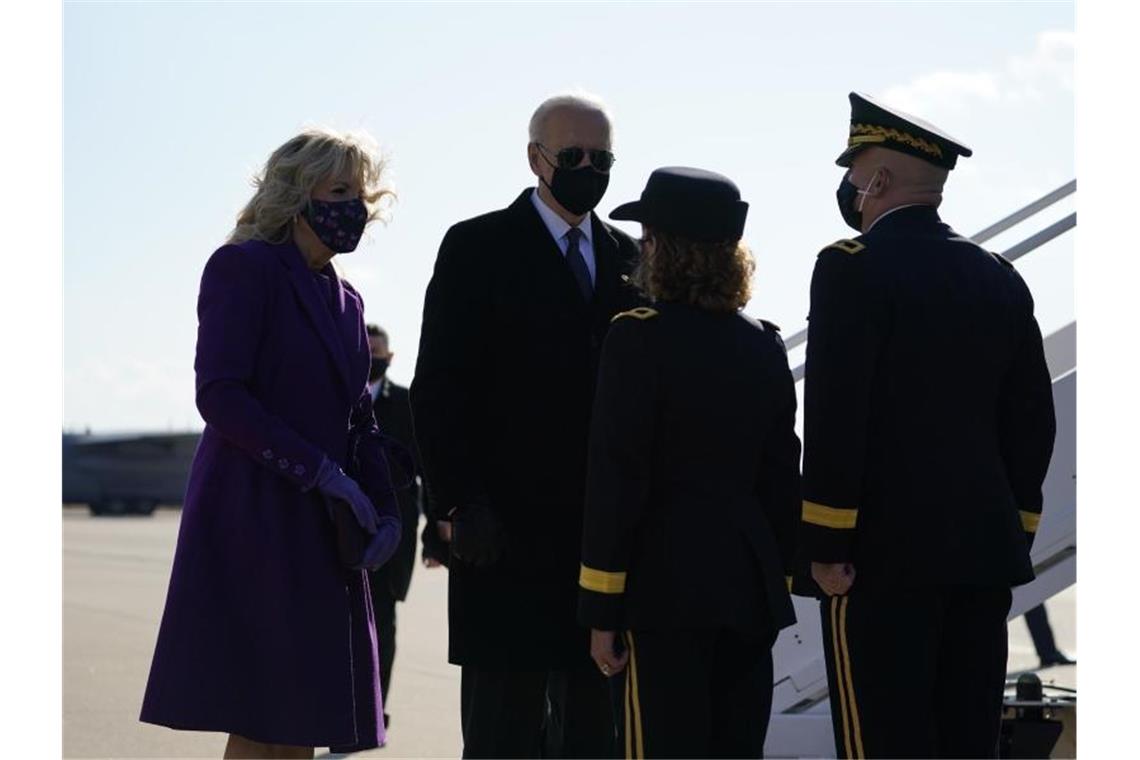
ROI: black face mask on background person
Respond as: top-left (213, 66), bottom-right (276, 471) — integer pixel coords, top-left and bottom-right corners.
top-left (368, 357), bottom-right (389, 383)
top-left (543, 165), bottom-right (610, 216)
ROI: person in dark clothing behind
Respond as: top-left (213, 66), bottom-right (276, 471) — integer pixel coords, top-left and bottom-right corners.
top-left (798, 92), bottom-right (1057, 759)
top-left (579, 167), bottom-right (801, 759)
top-left (1023, 603), bottom-right (1076, 669)
top-left (410, 93), bottom-right (642, 758)
top-left (363, 323), bottom-right (449, 730)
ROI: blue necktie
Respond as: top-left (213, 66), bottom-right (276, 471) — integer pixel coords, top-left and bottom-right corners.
top-left (565, 227), bottom-right (594, 302)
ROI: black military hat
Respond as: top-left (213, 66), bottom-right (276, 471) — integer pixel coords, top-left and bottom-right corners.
top-left (836, 92), bottom-right (973, 170)
top-left (610, 166), bottom-right (748, 242)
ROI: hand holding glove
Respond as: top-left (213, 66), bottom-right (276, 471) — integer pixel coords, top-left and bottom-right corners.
top-left (359, 514), bottom-right (402, 570)
top-left (312, 456), bottom-right (378, 534)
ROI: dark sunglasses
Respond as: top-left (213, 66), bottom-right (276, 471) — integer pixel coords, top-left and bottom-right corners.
top-left (537, 143), bottom-right (616, 172)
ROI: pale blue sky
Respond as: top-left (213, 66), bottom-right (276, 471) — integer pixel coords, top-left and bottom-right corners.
top-left (64, 1), bottom-right (1074, 432)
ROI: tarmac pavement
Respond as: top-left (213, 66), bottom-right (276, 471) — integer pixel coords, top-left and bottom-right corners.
top-left (63, 506), bottom-right (1075, 758)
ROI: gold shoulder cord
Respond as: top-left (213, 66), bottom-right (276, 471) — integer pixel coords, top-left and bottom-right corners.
top-left (823, 239), bottom-right (866, 256)
top-left (611, 307), bottom-right (659, 322)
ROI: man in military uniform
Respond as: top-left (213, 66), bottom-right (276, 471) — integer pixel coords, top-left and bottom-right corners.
top-left (799, 92), bottom-right (1057, 759)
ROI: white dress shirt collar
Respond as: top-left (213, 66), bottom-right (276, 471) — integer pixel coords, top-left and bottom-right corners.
top-left (367, 376), bottom-right (387, 402)
top-left (531, 188), bottom-right (594, 246)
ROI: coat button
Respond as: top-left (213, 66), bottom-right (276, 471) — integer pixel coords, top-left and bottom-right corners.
top-left (293, 464), bottom-right (306, 477)
top-left (278, 458), bottom-right (290, 469)
top-left (262, 449), bottom-right (274, 460)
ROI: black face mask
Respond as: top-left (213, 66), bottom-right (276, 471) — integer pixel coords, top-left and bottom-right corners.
top-left (836, 175), bottom-right (864, 232)
top-left (369, 357), bottom-right (389, 383)
top-left (543, 165), bottom-right (610, 216)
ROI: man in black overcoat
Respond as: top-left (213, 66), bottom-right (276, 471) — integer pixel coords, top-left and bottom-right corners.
top-left (410, 93), bottom-right (642, 758)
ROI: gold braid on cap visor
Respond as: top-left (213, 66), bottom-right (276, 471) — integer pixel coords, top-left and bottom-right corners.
top-left (848, 123), bottom-right (944, 159)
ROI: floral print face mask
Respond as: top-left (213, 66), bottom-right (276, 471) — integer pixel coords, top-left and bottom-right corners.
top-left (303, 197), bottom-right (369, 253)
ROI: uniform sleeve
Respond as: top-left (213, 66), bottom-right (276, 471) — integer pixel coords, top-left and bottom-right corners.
top-left (997, 291), bottom-right (1056, 550)
top-left (756, 333), bottom-right (803, 586)
top-left (410, 226), bottom-right (491, 519)
top-left (194, 245), bottom-right (325, 489)
top-left (578, 319), bottom-right (657, 630)
top-left (800, 250), bottom-right (887, 563)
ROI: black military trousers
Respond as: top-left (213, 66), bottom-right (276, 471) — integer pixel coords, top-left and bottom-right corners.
top-left (1023, 604), bottom-right (1063, 662)
top-left (616, 628), bottom-right (774, 759)
top-left (820, 585), bottom-right (1012, 759)
top-left (459, 655), bottom-right (614, 759)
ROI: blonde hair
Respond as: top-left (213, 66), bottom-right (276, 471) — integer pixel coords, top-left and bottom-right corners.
top-left (228, 127), bottom-right (394, 245)
top-left (632, 228), bottom-right (755, 313)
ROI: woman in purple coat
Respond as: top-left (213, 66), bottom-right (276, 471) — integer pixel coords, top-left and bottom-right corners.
top-left (140, 128), bottom-right (402, 759)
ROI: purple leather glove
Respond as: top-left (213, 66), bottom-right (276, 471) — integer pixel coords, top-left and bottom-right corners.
top-left (358, 514), bottom-right (402, 570)
top-left (312, 456), bottom-right (379, 535)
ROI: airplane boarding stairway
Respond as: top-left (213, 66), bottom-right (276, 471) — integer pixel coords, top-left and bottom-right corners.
top-left (764, 182), bottom-right (1077, 758)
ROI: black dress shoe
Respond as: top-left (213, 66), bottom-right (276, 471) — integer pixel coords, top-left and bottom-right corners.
top-left (1039, 652), bottom-right (1076, 667)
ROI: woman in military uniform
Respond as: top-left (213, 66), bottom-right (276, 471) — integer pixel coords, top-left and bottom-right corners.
top-left (577, 167), bottom-right (801, 759)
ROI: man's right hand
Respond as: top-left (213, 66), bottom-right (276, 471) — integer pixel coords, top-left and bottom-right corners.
top-left (422, 521), bottom-right (452, 568)
top-left (450, 503), bottom-right (505, 567)
top-left (812, 561), bottom-right (856, 596)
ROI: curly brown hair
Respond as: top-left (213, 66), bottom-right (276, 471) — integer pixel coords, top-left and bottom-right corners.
top-left (631, 227), bottom-right (755, 312)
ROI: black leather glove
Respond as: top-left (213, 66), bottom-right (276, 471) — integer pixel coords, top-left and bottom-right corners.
top-left (421, 519), bottom-right (451, 568)
top-left (451, 503), bottom-right (505, 568)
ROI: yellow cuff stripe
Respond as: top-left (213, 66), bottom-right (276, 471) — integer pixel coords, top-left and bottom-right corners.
top-left (579, 565), bottom-right (627, 594)
top-left (786, 576), bottom-right (793, 592)
top-left (1020, 510), bottom-right (1042, 533)
top-left (803, 500), bottom-right (858, 530)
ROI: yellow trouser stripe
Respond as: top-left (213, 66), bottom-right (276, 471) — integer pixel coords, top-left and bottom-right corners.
top-left (838, 597), bottom-right (865, 759)
top-left (1020, 510), bottom-right (1042, 533)
top-left (803, 500), bottom-right (858, 529)
top-left (624, 643), bottom-right (633, 760)
top-left (830, 598), bottom-right (853, 759)
top-left (580, 565), bottom-right (627, 594)
top-left (625, 632), bottom-right (644, 759)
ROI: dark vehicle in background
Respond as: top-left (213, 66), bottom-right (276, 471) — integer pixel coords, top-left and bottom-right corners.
top-left (62, 432), bottom-right (201, 515)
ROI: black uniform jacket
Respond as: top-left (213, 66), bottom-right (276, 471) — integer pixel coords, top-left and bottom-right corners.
top-left (799, 205), bottom-right (1056, 590)
top-left (411, 189), bottom-right (642, 667)
top-left (369, 378), bottom-right (432, 601)
top-left (578, 303), bottom-right (801, 636)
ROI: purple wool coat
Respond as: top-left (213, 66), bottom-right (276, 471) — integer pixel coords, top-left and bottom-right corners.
top-left (140, 238), bottom-right (396, 750)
